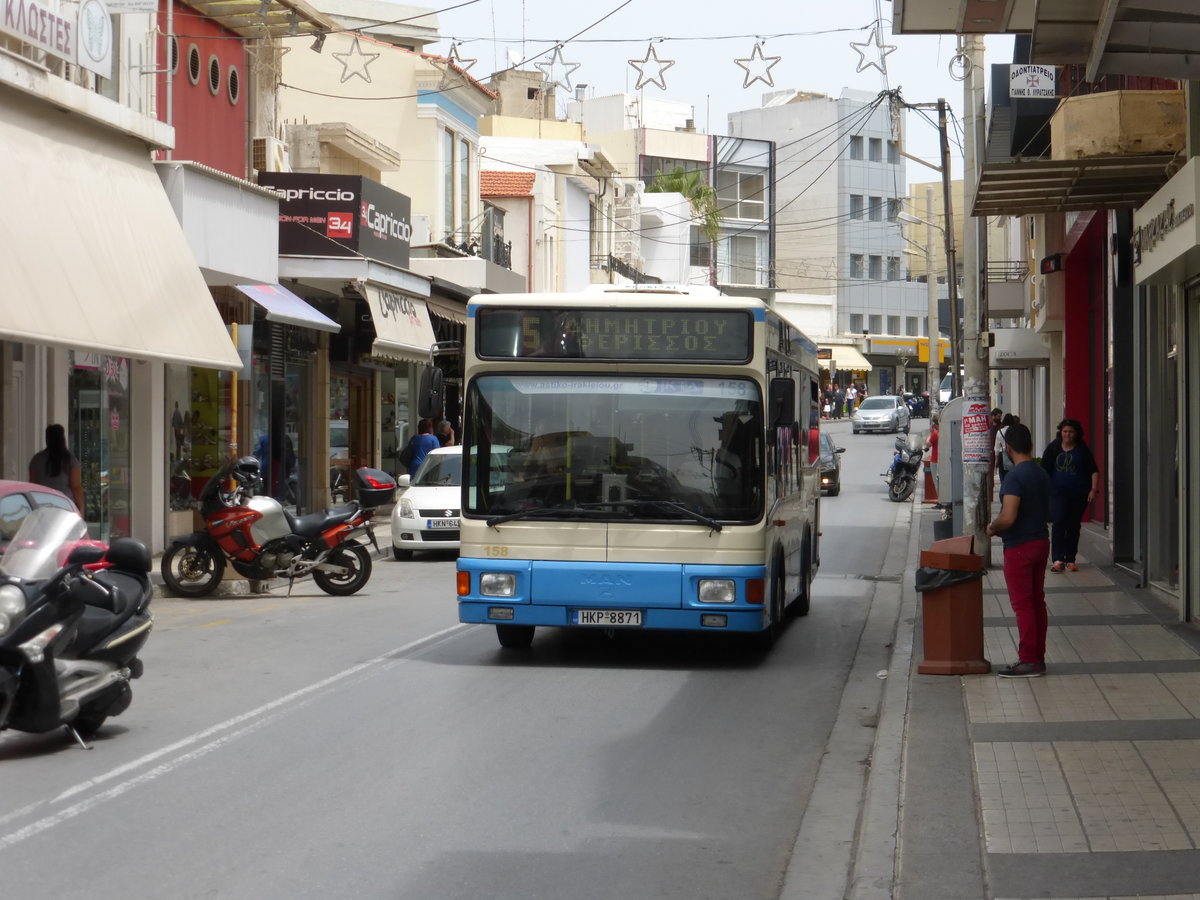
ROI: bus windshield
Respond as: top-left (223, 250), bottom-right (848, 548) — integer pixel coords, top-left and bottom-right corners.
top-left (464, 374), bottom-right (763, 522)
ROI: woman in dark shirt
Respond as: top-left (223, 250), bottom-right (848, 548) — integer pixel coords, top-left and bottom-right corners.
top-left (1040, 418), bottom-right (1100, 573)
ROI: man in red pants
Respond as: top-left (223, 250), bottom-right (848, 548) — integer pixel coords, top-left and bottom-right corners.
top-left (984, 423), bottom-right (1053, 677)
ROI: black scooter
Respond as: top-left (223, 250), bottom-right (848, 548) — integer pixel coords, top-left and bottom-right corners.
top-left (0, 507), bottom-right (153, 749)
top-left (884, 436), bottom-right (925, 502)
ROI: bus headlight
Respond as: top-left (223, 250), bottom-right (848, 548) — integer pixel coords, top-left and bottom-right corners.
top-left (480, 573), bottom-right (515, 597)
top-left (697, 579), bottom-right (736, 604)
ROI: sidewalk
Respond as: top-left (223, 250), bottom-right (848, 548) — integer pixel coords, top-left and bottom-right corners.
top-left (897, 496), bottom-right (1200, 899)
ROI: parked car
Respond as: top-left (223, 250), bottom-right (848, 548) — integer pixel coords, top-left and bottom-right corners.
top-left (818, 432), bottom-right (845, 496)
top-left (852, 396), bottom-right (911, 434)
top-left (0, 480), bottom-right (80, 550)
top-left (391, 446), bottom-right (462, 560)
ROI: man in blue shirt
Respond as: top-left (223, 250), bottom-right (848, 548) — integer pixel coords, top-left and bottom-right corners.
top-left (406, 418), bottom-right (441, 474)
top-left (985, 423), bottom-right (1053, 677)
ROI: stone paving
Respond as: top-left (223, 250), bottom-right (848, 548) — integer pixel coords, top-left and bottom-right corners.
top-left (963, 563), bottom-right (1200, 898)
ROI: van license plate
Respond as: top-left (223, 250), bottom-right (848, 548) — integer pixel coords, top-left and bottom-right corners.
top-left (573, 609), bottom-right (642, 627)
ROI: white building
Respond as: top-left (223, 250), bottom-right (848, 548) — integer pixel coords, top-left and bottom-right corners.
top-left (730, 88), bottom-right (931, 395)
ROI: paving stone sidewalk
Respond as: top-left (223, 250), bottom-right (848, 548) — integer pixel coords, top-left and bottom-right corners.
top-left (898, 505), bottom-right (1200, 900)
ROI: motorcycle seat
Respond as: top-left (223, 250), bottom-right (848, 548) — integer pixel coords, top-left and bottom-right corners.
top-left (71, 574), bottom-right (148, 655)
top-left (287, 505), bottom-right (359, 538)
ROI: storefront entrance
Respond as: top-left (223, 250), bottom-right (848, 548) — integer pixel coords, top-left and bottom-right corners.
top-left (69, 353), bottom-right (132, 541)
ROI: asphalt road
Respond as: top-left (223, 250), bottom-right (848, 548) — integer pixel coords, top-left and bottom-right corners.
top-left (0, 419), bottom-right (924, 900)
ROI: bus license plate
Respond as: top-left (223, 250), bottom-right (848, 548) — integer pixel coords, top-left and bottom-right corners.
top-left (573, 609), bottom-right (642, 627)
top-left (426, 518), bottom-right (459, 529)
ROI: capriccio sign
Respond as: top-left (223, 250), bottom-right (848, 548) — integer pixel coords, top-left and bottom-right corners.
top-left (360, 202), bottom-right (411, 242)
top-left (376, 287), bottom-right (418, 321)
top-left (1132, 197), bottom-right (1196, 265)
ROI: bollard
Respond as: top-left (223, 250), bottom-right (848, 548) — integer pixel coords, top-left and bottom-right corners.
top-left (914, 534), bottom-right (990, 675)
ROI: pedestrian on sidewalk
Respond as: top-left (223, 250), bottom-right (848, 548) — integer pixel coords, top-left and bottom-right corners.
top-left (924, 414), bottom-right (940, 483)
top-left (985, 423), bottom-right (1052, 678)
top-left (1040, 418), bottom-right (1100, 573)
top-left (29, 423), bottom-right (85, 513)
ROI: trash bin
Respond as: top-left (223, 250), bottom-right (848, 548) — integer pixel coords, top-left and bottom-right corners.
top-left (914, 534), bottom-right (990, 675)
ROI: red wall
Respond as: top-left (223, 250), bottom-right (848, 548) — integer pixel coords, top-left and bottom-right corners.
top-left (156, 3), bottom-right (247, 178)
top-left (1062, 213), bottom-right (1108, 524)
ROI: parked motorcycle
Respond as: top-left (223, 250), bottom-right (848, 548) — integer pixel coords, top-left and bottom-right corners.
top-left (884, 436), bottom-right (925, 502)
top-left (902, 391), bottom-right (930, 418)
top-left (159, 457), bottom-right (396, 598)
top-left (0, 506), bottom-right (153, 747)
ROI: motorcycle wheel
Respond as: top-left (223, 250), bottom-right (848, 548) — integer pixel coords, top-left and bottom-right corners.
top-left (312, 543), bottom-right (373, 596)
top-left (160, 543), bottom-right (226, 597)
top-left (889, 476), bottom-right (916, 502)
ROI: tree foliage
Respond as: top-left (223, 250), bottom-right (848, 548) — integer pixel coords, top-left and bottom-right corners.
top-left (647, 167), bottom-right (722, 243)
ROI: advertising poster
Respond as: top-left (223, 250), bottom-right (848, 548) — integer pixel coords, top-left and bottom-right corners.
top-left (962, 394), bottom-right (992, 464)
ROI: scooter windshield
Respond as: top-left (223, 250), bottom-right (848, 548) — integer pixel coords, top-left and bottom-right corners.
top-left (0, 507), bottom-right (89, 581)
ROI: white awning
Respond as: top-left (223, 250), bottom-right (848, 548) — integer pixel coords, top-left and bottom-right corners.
top-left (236, 284), bottom-right (341, 333)
top-left (358, 284), bottom-right (437, 363)
top-left (821, 345), bottom-right (873, 372)
top-left (0, 90), bottom-right (242, 370)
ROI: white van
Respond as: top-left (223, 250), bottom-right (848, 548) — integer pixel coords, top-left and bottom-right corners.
top-left (939, 373), bottom-right (953, 404)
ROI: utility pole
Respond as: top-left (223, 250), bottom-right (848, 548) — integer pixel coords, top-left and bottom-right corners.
top-left (960, 35), bottom-right (991, 558)
top-left (924, 186), bottom-right (939, 417)
top-left (936, 99), bottom-right (962, 399)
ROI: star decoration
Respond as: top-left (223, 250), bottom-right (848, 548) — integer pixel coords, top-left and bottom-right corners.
top-left (333, 36), bottom-right (380, 84)
top-left (628, 43), bottom-right (675, 91)
top-left (446, 41), bottom-right (477, 73)
top-left (536, 44), bottom-right (582, 91)
top-left (849, 25), bottom-right (896, 76)
top-left (734, 42), bottom-right (781, 89)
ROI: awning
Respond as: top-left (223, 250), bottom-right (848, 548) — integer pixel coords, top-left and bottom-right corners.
top-left (426, 294), bottom-right (468, 325)
top-left (236, 284), bottom-right (341, 333)
top-left (0, 89), bottom-right (242, 370)
top-left (821, 345), bottom-right (873, 372)
top-left (358, 283), bottom-right (437, 363)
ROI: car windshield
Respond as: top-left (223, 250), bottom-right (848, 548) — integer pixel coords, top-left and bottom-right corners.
top-left (858, 397), bottom-right (896, 411)
top-left (412, 452), bottom-right (461, 486)
top-left (463, 374), bottom-right (764, 522)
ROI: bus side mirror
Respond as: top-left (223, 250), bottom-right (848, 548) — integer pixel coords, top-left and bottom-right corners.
top-left (768, 378), bottom-right (795, 428)
top-left (418, 367), bottom-right (445, 419)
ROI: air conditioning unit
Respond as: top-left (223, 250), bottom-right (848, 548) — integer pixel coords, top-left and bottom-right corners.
top-left (252, 136), bottom-right (290, 173)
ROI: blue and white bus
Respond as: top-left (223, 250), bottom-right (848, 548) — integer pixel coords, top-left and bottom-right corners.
top-left (454, 286), bottom-right (824, 649)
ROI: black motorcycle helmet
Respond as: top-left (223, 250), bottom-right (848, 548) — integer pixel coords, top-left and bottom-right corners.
top-left (233, 456), bottom-right (262, 484)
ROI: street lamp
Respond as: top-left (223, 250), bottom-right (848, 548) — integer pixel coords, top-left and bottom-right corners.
top-left (897, 186), bottom-right (959, 405)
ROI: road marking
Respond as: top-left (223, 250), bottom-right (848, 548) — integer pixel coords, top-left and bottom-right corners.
top-left (199, 619), bottom-right (232, 628)
top-left (0, 623), bottom-right (470, 851)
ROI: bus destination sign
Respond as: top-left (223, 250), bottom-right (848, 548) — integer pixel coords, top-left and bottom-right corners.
top-left (477, 308), bottom-right (752, 362)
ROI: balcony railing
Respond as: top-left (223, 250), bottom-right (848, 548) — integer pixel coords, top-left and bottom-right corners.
top-left (590, 254), bottom-right (662, 284)
top-left (443, 232), bottom-right (513, 269)
top-left (987, 260), bottom-right (1029, 283)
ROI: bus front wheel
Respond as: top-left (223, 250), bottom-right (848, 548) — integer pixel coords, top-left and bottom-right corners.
top-left (496, 624), bottom-right (535, 649)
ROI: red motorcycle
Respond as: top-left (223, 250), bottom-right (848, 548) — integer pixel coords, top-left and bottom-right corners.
top-left (160, 457), bottom-right (395, 597)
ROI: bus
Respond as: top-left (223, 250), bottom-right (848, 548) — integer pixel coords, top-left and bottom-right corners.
top-left (454, 286), bottom-right (824, 650)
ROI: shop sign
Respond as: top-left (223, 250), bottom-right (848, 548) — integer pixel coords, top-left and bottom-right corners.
top-left (1132, 157), bottom-right (1200, 284)
top-left (1, 0), bottom-right (112, 79)
top-left (257, 173), bottom-right (412, 269)
top-left (1009, 65), bottom-right (1055, 99)
top-left (961, 393), bottom-right (992, 465)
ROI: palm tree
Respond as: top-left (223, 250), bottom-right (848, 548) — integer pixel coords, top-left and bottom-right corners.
top-left (647, 167), bottom-right (721, 242)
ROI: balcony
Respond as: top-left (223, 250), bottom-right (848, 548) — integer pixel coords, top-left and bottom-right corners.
top-left (408, 231), bottom-right (526, 296)
top-left (973, 64), bottom-right (1181, 217)
top-left (987, 261), bottom-right (1029, 319)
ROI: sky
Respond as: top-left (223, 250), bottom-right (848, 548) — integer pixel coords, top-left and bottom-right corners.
top-left (427, 0), bottom-right (1014, 185)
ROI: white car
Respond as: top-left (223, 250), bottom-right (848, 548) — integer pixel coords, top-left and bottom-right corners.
top-left (391, 445), bottom-right (462, 560)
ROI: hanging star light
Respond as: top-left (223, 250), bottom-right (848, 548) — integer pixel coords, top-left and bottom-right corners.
top-left (734, 42), bottom-right (781, 89)
top-left (446, 41), bottom-right (477, 73)
top-left (628, 42), bottom-right (675, 91)
top-left (333, 35), bottom-right (380, 84)
top-left (536, 44), bottom-right (582, 91)
top-left (849, 25), bottom-right (896, 76)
